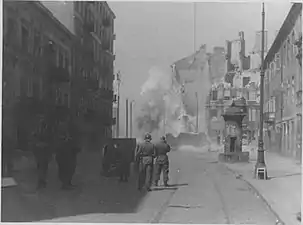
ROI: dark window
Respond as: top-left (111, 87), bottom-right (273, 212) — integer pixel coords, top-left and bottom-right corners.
top-left (64, 55), bottom-right (69, 70)
top-left (34, 30), bottom-right (41, 56)
top-left (58, 51), bottom-right (64, 68)
top-left (6, 18), bottom-right (16, 41)
top-left (243, 77), bottom-right (250, 87)
top-left (212, 90), bottom-right (217, 100)
top-left (64, 93), bottom-right (69, 106)
top-left (75, 1), bottom-right (80, 12)
top-left (21, 25), bottom-right (29, 51)
top-left (33, 81), bottom-right (40, 98)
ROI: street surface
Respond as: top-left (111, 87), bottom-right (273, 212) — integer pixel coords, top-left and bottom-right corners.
top-left (4, 148), bottom-right (278, 224)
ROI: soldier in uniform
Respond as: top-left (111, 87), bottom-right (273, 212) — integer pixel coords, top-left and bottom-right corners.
top-left (55, 119), bottom-right (80, 190)
top-left (153, 136), bottom-right (171, 187)
top-left (135, 133), bottom-right (156, 192)
top-left (33, 119), bottom-right (53, 189)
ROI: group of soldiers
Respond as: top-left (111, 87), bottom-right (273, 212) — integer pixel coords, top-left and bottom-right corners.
top-left (32, 118), bottom-right (80, 190)
top-left (135, 133), bottom-right (171, 192)
top-left (101, 133), bottom-right (171, 192)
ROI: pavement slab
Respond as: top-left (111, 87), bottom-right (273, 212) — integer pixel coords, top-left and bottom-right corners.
top-left (223, 150), bottom-right (301, 225)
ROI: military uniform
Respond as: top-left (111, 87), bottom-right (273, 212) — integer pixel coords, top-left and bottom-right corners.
top-left (32, 122), bottom-right (53, 189)
top-left (55, 121), bottom-right (80, 190)
top-left (154, 138), bottom-right (171, 186)
top-left (135, 136), bottom-right (156, 191)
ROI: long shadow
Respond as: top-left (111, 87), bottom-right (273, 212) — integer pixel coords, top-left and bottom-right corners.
top-left (166, 183), bottom-right (188, 187)
top-left (268, 172), bottom-right (301, 180)
top-left (1, 152), bottom-right (150, 222)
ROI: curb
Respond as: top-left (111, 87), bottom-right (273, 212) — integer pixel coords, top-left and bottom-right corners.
top-left (222, 163), bottom-right (285, 225)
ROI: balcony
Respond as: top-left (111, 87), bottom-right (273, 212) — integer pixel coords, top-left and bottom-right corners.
top-left (102, 18), bottom-right (111, 27)
top-left (51, 105), bottom-right (70, 121)
top-left (86, 77), bottom-right (99, 90)
top-left (99, 88), bottom-right (113, 100)
top-left (83, 20), bottom-right (94, 33)
top-left (295, 35), bottom-right (302, 67)
top-left (47, 64), bottom-right (70, 83)
top-left (83, 108), bottom-right (113, 125)
top-left (102, 42), bottom-right (111, 51)
top-left (264, 111), bottom-right (275, 124)
top-left (14, 96), bottom-right (45, 118)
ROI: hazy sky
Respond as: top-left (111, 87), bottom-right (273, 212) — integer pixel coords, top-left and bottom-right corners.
top-left (108, 1), bottom-right (291, 136)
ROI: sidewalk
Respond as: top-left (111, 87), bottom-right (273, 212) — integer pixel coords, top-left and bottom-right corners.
top-left (223, 146), bottom-right (301, 225)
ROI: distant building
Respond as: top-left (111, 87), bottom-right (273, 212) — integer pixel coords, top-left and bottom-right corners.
top-left (225, 31), bottom-right (251, 73)
top-left (263, 3), bottom-right (302, 161)
top-left (206, 31), bottom-right (262, 143)
top-left (209, 46), bottom-right (227, 84)
top-left (171, 45), bottom-right (212, 133)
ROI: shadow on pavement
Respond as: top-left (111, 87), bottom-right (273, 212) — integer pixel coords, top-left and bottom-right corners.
top-left (267, 173), bottom-right (301, 180)
top-left (2, 152), bottom-right (149, 222)
top-left (166, 183), bottom-right (188, 187)
top-left (152, 187), bottom-right (178, 191)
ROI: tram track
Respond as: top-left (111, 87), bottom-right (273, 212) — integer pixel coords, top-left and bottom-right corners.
top-left (149, 166), bottom-right (181, 223)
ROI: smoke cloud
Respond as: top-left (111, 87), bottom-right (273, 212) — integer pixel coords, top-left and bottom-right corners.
top-left (136, 66), bottom-right (183, 138)
top-left (136, 48), bottom-right (212, 140)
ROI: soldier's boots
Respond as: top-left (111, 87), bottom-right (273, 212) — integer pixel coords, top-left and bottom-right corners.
top-left (164, 182), bottom-right (169, 187)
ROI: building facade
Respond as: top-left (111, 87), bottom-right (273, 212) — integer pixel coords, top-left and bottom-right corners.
top-left (206, 77), bottom-right (260, 143)
top-left (263, 3), bottom-right (302, 161)
top-left (72, 1), bottom-right (116, 150)
top-left (3, 1), bottom-right (73, 152)
top-left (42, 1), bottom-right (116, 150)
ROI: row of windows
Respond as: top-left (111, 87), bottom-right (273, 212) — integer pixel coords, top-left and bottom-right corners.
top-left (79, 96), bottom-right (111, 117)
top-left (266, 28), bottom-right (301, 83)
top-left (5, 16), bottom-right (71, 72)
top-left (210, 89), bottom-right (257, 101)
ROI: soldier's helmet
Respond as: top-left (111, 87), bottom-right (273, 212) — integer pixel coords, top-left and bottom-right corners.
top-left (144, 133), bottom-right (152, 141)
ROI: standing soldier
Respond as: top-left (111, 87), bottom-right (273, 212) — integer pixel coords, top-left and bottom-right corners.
top-left (154, 136), bottom-right (171, 187)
top-left (135, 133), bottom-right (155, 192)
top-left (101, 143), bottom-right (109, 176)
top-left (33, 119), bottom-right (53, 189)
top-left (55, 119), bottom-right (80, 190)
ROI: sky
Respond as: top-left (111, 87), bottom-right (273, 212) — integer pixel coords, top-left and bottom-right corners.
top-left (108, 1), bottom-right (292, 137)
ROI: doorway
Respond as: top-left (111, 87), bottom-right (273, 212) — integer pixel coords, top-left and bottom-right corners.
top-left (230, 137), bottom-right (237, 152)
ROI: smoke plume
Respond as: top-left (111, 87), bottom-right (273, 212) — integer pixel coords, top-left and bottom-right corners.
top-left (136, 47), bottom-right (212, 140)
top-left (136, 67), bottom-right (183, 138)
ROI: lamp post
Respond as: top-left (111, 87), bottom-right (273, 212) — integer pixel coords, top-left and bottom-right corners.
top-left (255, 2), bottom-right (267, 179)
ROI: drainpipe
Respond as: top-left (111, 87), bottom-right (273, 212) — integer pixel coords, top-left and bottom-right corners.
top-left (280, 45), bottom-right (284, 152)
